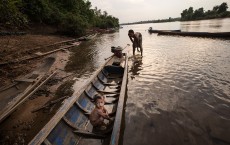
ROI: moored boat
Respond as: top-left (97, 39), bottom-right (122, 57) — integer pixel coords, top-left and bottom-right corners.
top-left (148, 27), bottom-right (181, 33)
top-left (0, 56), bottom-right (55, 123)
top-left (157, 31), bottom-right (230, 38)
top-left (29, 52), bottom-right (128, 145)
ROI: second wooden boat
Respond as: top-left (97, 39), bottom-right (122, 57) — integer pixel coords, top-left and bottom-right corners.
top-left (0, 56), bottom-right (55, 123)
top-left (148, 27), bottom-right (181, 33)
top-left (157, 31), bottom-right (230, 38)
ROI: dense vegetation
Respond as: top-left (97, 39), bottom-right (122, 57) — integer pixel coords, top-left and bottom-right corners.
top-left (0, 0), bottom-right (119, 36)
top-left (181, 2), bottom-right (230, 21)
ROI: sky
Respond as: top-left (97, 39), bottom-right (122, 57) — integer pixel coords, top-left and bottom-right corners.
top-left (89, 0), bottom-right (229, 23)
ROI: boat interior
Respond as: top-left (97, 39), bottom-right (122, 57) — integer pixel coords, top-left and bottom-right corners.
top-left (31, 54), bottom-right (127, 145)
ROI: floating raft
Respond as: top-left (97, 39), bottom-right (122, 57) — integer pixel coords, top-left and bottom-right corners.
top-left (29, 53), bottom-right (128, 145)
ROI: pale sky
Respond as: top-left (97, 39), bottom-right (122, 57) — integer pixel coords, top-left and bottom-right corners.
top-left (89, 0), bottom-right (229, 23)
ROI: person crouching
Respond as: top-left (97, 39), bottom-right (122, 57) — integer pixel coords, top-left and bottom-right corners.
top-left (89, 94), bottom-right (111, 130)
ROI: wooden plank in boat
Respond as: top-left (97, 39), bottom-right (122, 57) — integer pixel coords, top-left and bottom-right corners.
top-left (14, 78), bottom-right (36, 83)
top-left (76, 102), bottom-right (90, 114)
top-left (43, 139), bottom-right (52, 145)
top-left (73, 130), bottom-right (107, 138)
top-left (97, 90), bottom-right (120, 94)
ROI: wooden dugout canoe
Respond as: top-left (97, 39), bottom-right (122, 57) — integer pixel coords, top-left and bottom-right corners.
top-left (29, 53), bottom-right (128, 145)
top-left (157, 31), bottom-right (230, 38)
top-left (0, 56), bottom-right (55, 123)
top-left (148, 29), bottom-right (181, 33)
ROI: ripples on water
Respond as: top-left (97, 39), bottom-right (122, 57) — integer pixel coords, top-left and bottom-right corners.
top-left (67, 19), bottom-right (230, 145)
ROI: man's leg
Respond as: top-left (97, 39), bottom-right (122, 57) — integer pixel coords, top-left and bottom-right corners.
top-left (133, 44), bottom-right (136, 56)
top-left (140, 45), bottom-right (143, 56)
top-left (137, 39), bottom-right (141, 52)
top-left (139, 36), bottom-right (143, 56)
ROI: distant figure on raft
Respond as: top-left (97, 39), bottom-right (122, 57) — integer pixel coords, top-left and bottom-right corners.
top-left (128, 29), bottom-right (143, 56)
top-left (89, 94), bottom-right (112, 130)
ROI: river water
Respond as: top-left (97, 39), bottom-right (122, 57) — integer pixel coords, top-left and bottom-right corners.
top-left (68, 18), bottom-right (230, 145)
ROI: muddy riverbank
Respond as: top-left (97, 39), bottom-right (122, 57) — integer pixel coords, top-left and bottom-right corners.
top-left (0, 34), bottom-right (80, 144)
top-left (0, 34), bottom-right (74, 86)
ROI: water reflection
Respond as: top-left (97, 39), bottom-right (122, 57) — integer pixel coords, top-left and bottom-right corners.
top-left (65, 34), bottom-right (118, 78)
top-left (122, 21), bottom-right (230, 145)
top-left (65, 18), bottom-right (230, 145)
top-left (129, 59), bottom-right (143, 80)
top-left (208, 19), bottom-right (223, 29)
top-left (180, 18), bottom-right (229, 32)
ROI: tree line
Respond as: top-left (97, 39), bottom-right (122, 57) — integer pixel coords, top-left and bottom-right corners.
top-left (181, 2), bottom-right (230, 21)
top-left (121, 17), bottom-right (180, 25)
top-left (121, 2), bottom-right (230, 25)
top-left (0, 0), bottom-right (119, 36)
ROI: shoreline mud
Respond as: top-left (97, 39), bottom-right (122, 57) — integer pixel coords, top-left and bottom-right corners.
top-left (0, 34), bottom-right (81, 144)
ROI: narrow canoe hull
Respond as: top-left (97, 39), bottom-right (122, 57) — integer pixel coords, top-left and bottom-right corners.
top-left (157, 31), bottom-right (230, 38)
top-left (29, 54), bottom-right (128, 145)
top-left (0, 56), bottom-right (55, 123)
top-left (148, 29), bottom-right (181, 33)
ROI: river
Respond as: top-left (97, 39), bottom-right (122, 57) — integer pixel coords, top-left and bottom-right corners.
top-left (68, 18), bottom-right (230, 145)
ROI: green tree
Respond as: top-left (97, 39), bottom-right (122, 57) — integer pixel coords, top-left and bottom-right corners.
top-left (213, 5), bottom-right (219, 12)
top-left (193, 8), bottom-right (204, 19)
top-left (181, 7), bottom-right (194, 20)
top-left (181, 2), bottom-right (230, 21)
top-left (0, 0), bottom-right (119, 35)
top-left (0, 0), bottom-right (27, 28)
top-left (218, 2), bottom-right (228, 13)
top-left (181, 9), bottom-right (188, 20)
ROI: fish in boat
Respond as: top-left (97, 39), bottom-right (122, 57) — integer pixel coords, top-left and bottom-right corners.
top-left (29, 53), bottom-right (128, 145)
top-left (0, 56), bottom-right (55, 123)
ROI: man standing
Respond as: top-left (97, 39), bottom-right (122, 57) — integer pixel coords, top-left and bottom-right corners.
top-left (128, 29), bottom-right (143, 56)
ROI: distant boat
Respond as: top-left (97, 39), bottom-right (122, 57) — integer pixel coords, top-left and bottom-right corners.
top-left (157, 31), bottom-right (230, 38)
top-left (148, 27), bottom-right (181, 33)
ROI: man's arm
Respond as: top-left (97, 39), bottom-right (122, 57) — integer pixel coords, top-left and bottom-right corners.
top-left (129, 36), bottom-right (134, 43)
